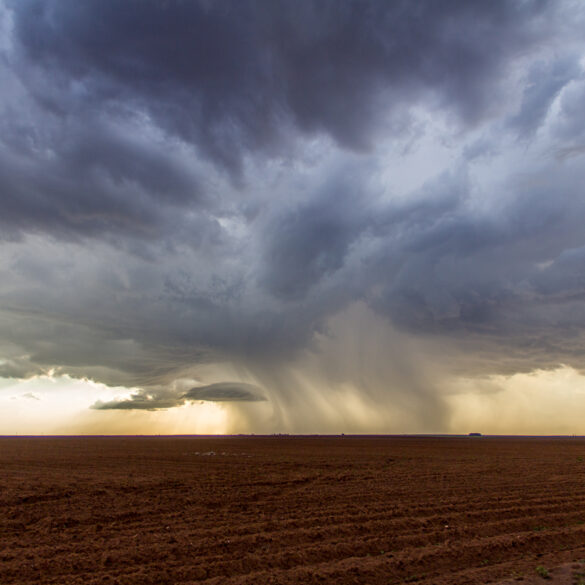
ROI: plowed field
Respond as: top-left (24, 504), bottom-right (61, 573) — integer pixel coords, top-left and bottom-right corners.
top-left (2, 436), bottom-right (585, 584)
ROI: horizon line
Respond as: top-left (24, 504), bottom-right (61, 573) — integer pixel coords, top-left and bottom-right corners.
top-left (1, 433), bottom-right (585, 439)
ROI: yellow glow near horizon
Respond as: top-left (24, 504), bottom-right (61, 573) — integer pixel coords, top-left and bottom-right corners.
top-left (70, 401), bottom-right (230, 436)
top-left (447, 366), bottom-right (585, 435)
top-left (0, 374), bottom-right (230, 435)
top-left (3, 366), bottom-right (585, 436)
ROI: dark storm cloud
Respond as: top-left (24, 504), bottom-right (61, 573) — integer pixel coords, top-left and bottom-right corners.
top-left (508, 55), bottom-right (582, 139)
top-left (261, 168), bottom-right (371, 300)
top-left (0, 123), bottom-right (205, 241)
top-left (184, 383), bottom-right (266, 402)
top-left (1, 0), bottom-right (558, 237)
top-left (553, 79), bottom-right (585, 145)
top-left (365, 158), bottom-right (585, 372)
top-left (92, 393), bottom-right (183, 411)
top-left (0, 0), bottom-right (566, 251)
top-left (1, 0), bottom-right (585, 429)
top-left (92, 382), bottom-right (265, 410)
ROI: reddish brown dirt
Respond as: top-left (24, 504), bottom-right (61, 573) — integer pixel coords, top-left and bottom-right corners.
top-left (1, 436), bottom-right (585, 585)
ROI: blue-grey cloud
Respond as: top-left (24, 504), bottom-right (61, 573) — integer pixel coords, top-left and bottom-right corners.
top-left (1, 0), bottom-right (585, 431)
top-left (184, 383), bottom-right (266, 403)
top-left (508, 55), bottom-right (582, 139)
top-left (1, 0), bottom-right (561, 241)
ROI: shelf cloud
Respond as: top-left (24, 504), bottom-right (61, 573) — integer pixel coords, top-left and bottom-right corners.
top-left (92, 382), bottom-right (266, 411)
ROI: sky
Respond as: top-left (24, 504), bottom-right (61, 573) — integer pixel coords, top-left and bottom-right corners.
top-left (2, 0), bottom-right (585, 435)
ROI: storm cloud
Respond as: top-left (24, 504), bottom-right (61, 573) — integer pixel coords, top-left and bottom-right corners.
top-left (92, 382), bottom-right (266, 411)
top-left (1, 0), bottom-right (585, 432)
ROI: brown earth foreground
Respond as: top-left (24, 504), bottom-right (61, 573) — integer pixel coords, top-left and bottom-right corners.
top-left (1, 436), bottom-right (585, 585)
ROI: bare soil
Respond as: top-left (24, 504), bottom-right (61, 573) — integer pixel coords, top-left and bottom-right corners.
top-left (1, 436), bottom-right (585, 584)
